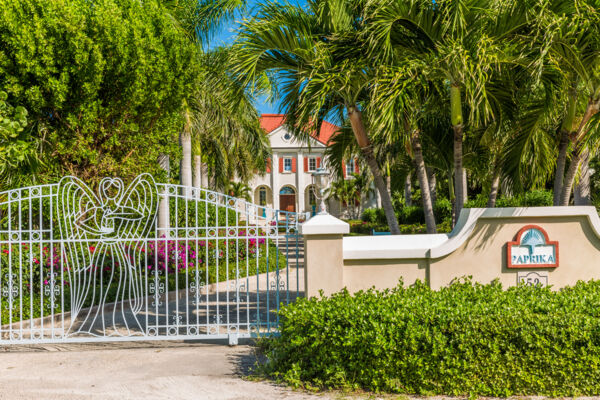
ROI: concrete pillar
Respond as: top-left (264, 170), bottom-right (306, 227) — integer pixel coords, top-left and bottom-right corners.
top-left (297, 150), bottom-right (305, 213)
top-left (300, 214), bottom-right (349, 297)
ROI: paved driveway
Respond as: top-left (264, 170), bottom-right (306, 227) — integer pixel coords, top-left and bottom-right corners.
top-left (0, 342), bottom-right (326, 400)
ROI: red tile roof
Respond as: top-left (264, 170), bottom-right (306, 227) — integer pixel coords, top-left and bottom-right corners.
top-left (259, 114), bottom-right (339, 145)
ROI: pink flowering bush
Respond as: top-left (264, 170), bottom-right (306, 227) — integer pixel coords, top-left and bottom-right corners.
top-left (144, 232), bottom-right (280, 285)
top-left (0, 231), bottom-right (285, 324)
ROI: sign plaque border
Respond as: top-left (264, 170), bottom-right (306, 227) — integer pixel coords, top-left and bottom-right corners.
top-left (507, 225), bottom-right (559, 269)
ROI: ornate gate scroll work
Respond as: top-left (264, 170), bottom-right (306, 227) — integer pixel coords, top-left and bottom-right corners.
top-left (56, 174), bottom-right (158, 337)
top-left (0, 173), bottom-right (302, 344)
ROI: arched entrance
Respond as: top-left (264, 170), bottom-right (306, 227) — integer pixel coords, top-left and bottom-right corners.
top-left (279, 186), bottom-right (296, 212)
top-left (254, 186), bottom-right (272, 217)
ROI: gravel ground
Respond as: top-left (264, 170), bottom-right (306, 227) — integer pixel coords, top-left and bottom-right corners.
top-left (1, 342), bottom-right (593, 400)
top-left (0, 341), bottom-right (327, 400)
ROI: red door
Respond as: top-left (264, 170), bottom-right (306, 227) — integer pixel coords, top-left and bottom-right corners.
top-left (280, 194), bottom-right (296, 212)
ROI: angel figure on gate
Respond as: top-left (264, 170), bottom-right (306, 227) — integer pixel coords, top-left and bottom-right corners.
top-left (56, 174), bottom-right (158, 337)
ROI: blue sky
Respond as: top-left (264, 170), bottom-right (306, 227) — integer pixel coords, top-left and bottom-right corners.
top-left (208, 0), bottom-right (308, 115)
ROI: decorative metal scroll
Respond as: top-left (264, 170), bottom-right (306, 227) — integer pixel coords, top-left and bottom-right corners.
top-left (0, 175), bottom-right (304, 344)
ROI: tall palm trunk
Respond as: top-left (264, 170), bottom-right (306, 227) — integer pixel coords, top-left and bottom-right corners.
top-left (451, 84), bottom-right (465, 219)
top-left (560, 147), bottom-right (586, 206)
top-left (427, 167), bottom-right (437, 205)
top-left (487, 169), bottom-right (501, 208)
top-left (180, 104), bottom-right (193, 197)
top-left (410, 130), bottom-right (436, 233)
top-left (404, 174), bottom-right (412, 206)
top-left (574, 151), bottom-right (591, 205)
top-left (386, 164), bottom-right (392, 195)
top-left (448, 170), bottom-right (456, 224)
top-left (553, 130), bottom-right (571, 205)
top-left (157, 153), bottom-right (170, 236)
top-left (462, 170), bottom-right (468, 204)
top-left (193, 155), bottom-right (203, 188)
top-left (553, 87), bottom-right (578, 205)
top-left (347, 105), bottom-right (400, 234)
top-left (559, 99), bottom-right (600, 206)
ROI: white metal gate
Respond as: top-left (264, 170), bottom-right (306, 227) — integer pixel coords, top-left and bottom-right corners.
top-left (0, 174), bottom-right (304, 344)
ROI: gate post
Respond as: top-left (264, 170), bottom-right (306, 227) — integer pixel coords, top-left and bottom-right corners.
top-left (300, 214), bottom-right (349, 297)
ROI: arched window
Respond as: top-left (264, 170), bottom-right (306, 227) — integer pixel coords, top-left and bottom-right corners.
top-left (258, 187), bottom-right (267, 205)
top-left (279, 186), bottom-right (295, 195)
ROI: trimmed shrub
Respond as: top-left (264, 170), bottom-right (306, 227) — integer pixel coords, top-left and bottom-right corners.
top-left (261, 279), bottom-right (600, 396)
top-left (398, 205), bottom-right (424, 224)
top-left (361, 208), bottom-right (379, 223)
top-left (523, 190), bottom-right (553, 206)
top-left (433, 198), bottom-right (453, 223)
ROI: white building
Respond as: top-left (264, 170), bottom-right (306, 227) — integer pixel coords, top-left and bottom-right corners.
top-left (249, 114), bottom-right (376, 217)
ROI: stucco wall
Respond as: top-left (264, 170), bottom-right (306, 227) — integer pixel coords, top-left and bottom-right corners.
top-left (301, 207), bottom-right (600, 296)
top-left (343, 259), bottom-right (427, 292)
top-left (429, 215), bottom-right (600, 289)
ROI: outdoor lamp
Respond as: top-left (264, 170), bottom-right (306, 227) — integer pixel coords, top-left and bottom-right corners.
top-left (311, 167), bottom-right (329, 215)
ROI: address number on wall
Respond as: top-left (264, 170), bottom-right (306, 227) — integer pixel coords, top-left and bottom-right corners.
top-left (517, 271), bottom-right (548, 287)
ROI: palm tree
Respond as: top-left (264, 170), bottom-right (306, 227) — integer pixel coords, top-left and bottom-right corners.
top-left (162, 1), bottom-right (269, 194)
top-left (180, 99), bottom-right (194, 196)
top-left (328, 177), bottom-right (362, 220)
top-left (233, 0), bottom-right (402, 234)
top-left (370, 66), bottom-right (438, 232)
top-left (227, 181), bottom-right (252, 201)
top-left (162, 0), bottom-right (248, 47)
top-left (366, 0), bottom-right (535, 219)
top-left (184, 48), bottom-right (271, 192)
top-left (534, 2), bottom-right (600, 206)
top-left (476, 57), bottom-right (561, 206)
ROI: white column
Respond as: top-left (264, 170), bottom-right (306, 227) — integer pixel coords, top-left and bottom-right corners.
top-left (297, 150), bottom-right (304, 213)
top-left (271, 152), bottom-right (279, 214)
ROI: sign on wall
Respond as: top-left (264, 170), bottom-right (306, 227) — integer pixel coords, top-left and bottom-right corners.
top-left (517, 271), bottom-right (549, 287)
top-left (507, 225), bottom-right (558, 268)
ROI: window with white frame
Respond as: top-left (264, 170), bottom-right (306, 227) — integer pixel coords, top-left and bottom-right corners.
top-left (259, 187), bottom-right (267, 205)
top-left (284, 157), bottom-right (293, 172)
top-left (308, 157), bottom-right (317, 171)
top-left (346, 159), bottom-right (355, 177)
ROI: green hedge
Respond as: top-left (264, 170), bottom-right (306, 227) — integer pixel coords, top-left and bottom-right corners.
top-left (362, 199), bottom-right (453, 226)
top-left (260, 279), bottom-right (600, 396)
top-left (362, 190), bottom-right (555, 228)
top-left (464, 190), bottom-right (553, 208)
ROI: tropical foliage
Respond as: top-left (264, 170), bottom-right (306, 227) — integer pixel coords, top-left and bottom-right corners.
top-left (3, 0), bottom-right (600, 228)
top-left (0, 0), bottom-right (199, 186)
top-left (232, 0), bottom-right (600, 234)
top-left (0, 233), bottom-right (285, 325)
top-left (260, 278), bottom-right (600, 396)
top-left (181, 48), bottom-right (270, 192)
top-left (0, 0), bottom-right (267, 194)
top-left (0, 91), bottom-right (37, 188)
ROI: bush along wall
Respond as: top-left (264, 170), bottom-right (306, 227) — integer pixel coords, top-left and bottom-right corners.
top-left (260, 279), bottom-right (600, 396)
